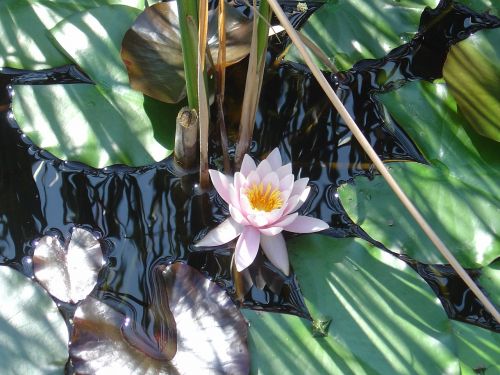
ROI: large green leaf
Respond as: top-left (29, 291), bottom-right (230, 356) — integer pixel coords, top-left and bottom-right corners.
top-left (244, 235), bottom-right (459, 374)
top-left (443, 28), bottom-right (500, 142)
top-left (0, 0), bottom-right (145, 69)
top-left (338, 162), bottom-right (500, 267)
top-left (451, 321), bottom-right (500, 375)
top-left (379, 81), bottom-right (500, 188)
top-left (0, 266), bottom-right (69, 375)
top-left (459, 0), bottom-right (499, 16)
top-left (12, 4), bottom-right (180, 167)
top-left (479, 260), bottom-right (499, 308)
top-left (285, 0), bottom-right (438, 71)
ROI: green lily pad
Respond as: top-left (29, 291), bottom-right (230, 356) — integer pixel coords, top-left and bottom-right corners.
top-left (12, 4), bottom-right (180, 167)
top-left (451, 321), bottom-right (500, 375)
top-left (379, 81), bottom-right (500, 189)
top-left (286, 0), bottom-right (438, 71)
top-left (244, 235), bottom-right (460, 374)
top-left (0, 0), bottom-right (145, 69)
top-left (443, 28), bottom-right (500, 142)
top-left (479, 260), bottom-right (499, 308)
top-left (338, 162), bottom-right (500, 267)
top-left (459, 0), bottom-right (499, 16)
top-left (0, 265), bottom-right (69, 375)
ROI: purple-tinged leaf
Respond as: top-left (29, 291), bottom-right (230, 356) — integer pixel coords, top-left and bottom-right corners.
top-left (70, 263), bottom-right (249, 374)
top-left (121, 2), bottom-right (251, 103)
top-left (33, 227), bottom-right (103, 303)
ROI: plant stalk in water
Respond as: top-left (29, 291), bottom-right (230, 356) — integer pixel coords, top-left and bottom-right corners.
top-left (234, 0), bottom-right (272, 169)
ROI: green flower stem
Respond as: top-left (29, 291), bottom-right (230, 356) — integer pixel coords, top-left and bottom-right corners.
top-left (177, 0), bottom-right (199, 110)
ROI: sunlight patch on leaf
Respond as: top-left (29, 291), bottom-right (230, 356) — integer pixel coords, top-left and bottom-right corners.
top-left (0, 266), bottom-right (68, 375)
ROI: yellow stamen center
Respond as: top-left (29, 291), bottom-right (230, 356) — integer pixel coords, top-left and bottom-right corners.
top-left (246, 183), bottom-right (283, 212)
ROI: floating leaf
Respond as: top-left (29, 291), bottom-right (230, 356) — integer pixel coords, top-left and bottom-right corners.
top-left (379, 81), bottom-right (500, 189)
top-left (121, 2), bottom-right (252, 103)
top-left (70, 263), bottom-right (249, 374)
top-left (0, 0), bottom-right (145, 70)
top-left (479, 260), bottom-right (499, 308)
top-left (443, 28), bottom-right (500, 142)
top-left (33, 227), bottom-right (103, 303)
top-left (12, 4), bottom-right (180, 167)
top-left (339, 162), bottom-right (500, 267)
top-left (244, 235), bottom-right (459, 374)
top-left (286, 0), bottom-right (438, 70)
top-left (459, 0), bottom-right (499, 16)
top-left (451, 321), bottom-right (500, 375)
top-left (0, 266), bottom-right (69, 375)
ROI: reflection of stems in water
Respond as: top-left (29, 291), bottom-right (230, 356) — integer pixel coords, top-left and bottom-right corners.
top-left (234, 0), bottom-right (272, 169)
top-left (266, 0), bottom-right (500, 323)
top-left (216, 0), bottom-right (231, 173)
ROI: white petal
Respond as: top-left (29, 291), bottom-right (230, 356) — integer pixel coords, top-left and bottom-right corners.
top-left (247, 212), bottom-right (270, 227)
top-left (256, 159), bottom-right (272, 178)
top-left (235, 227), bottom-right (260, 272)
top-left (208, 170), bottom-right (233, 204)
top-left (265, 148), bottom-right (282, 170)
top-left (276, 163), bottom-right (292, 179)
top-left (229, 205), bottom-right (249, 225)
top-left (283, 215), bottom-right (329, 233)
top-left (195, 218), bottom-right (243, 247)
top-left (240, 154), bottom-right (257, 176)
top-left (260, 234), bottom-right (289, 275)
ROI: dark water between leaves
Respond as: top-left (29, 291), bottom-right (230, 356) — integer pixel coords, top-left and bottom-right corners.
top-left (0, 0), bottom-right (498, 365)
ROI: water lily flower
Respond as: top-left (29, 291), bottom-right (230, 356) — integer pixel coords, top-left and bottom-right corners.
top-left (196, 148), bottom-right (329, 275)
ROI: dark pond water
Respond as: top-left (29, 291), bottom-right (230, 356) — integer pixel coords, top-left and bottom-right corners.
top-left (0, 1), bottom-right (498, 366)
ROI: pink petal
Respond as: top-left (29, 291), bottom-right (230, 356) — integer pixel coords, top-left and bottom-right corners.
top-left (256, 159), bottom-right (272, 178)
top-left (283, 186), bottom-right (311, 215)
top-left (229, 205), bottom-right (249, 225)
top-left (208, 170), bottom-right (233, 204)
top-left (241, 154), bottom-right (256, 177)
top-left (270, 212), bottom-right (298, 229)
top-left (260, 233), bottom-right (289, 275)
top-left (246, 170), bottom-right (260, 187)
top-left (283, 195), bottom-right (300, 216)
top-left (261, 172), bottom-right (279, 189)
top-left (265, 148), bottom-right (282, 170)
top-left (239, 194), bottom-right (253, 216)
top-left (283, 215), bottom-right (329, 234)
top-left (291, 178), bottom-right (309, 197)
top-left (247, 212), bottom-right (270, 227)
top-left (195, 218), bottom-right (243, 247)
top-left (259, 227), bottom-right (283, 236)
top-left (279, 175), bottom-right (295, 202)
top-left (259, 212), bottom-right (298, 235)
top-left (235, 226), bottom-right (260, 272)
top-left (276, 163), bottom-right (292, 179)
